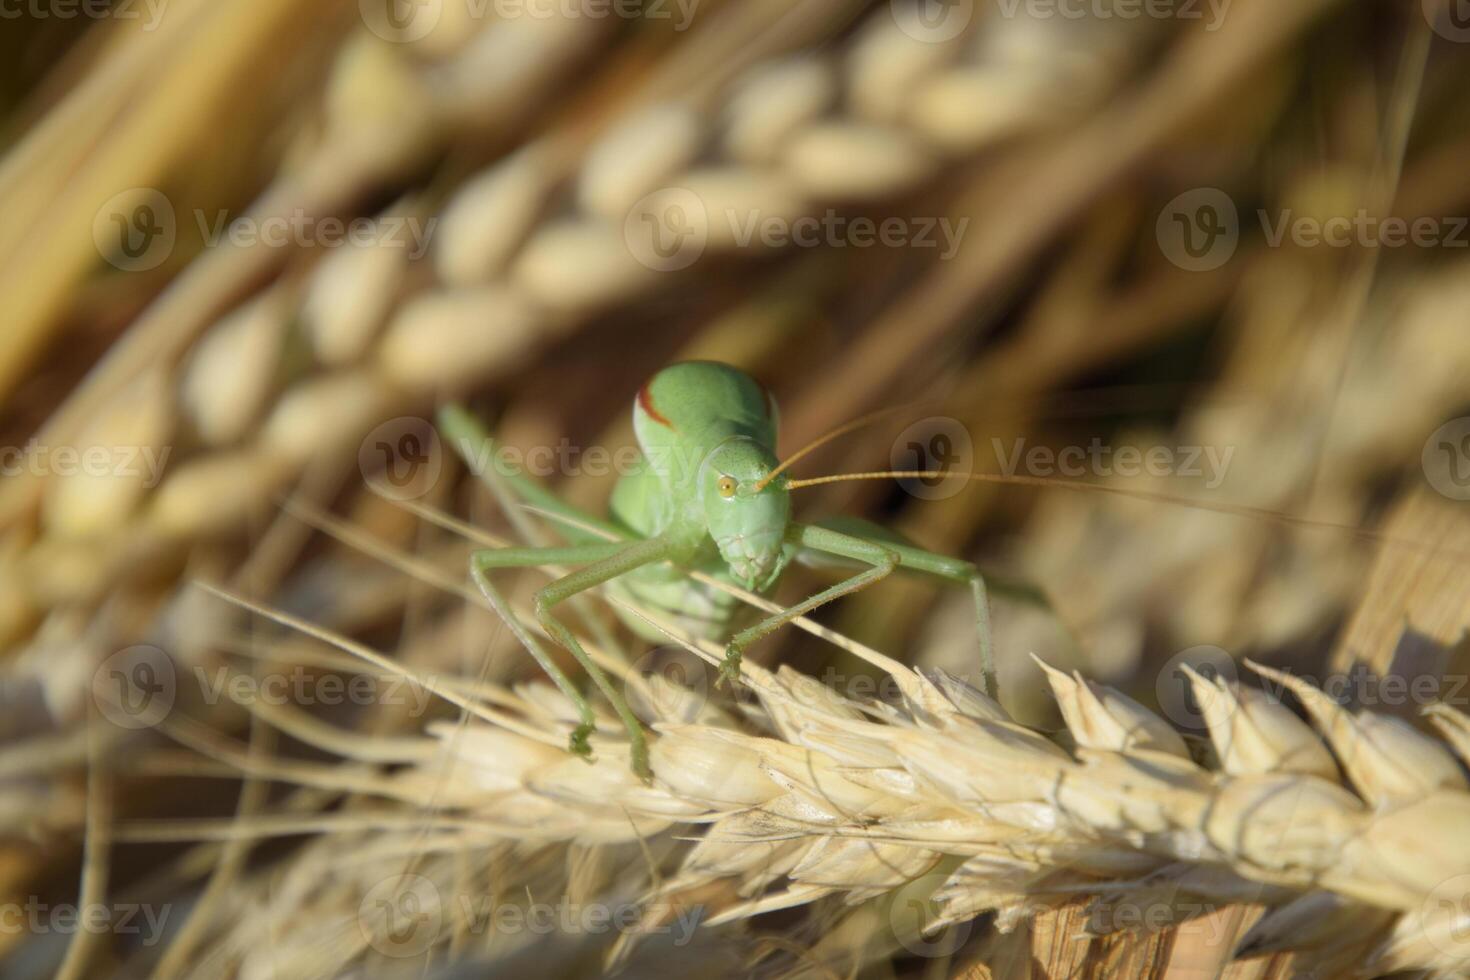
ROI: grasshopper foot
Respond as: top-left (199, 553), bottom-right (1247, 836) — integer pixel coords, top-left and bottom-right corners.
top-left (569, 723), bottom-right (595, 762)
top-left (716, 644), bottom-right (743, 689)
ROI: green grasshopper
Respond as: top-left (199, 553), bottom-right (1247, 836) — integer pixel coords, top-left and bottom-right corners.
top-left (438, 361), bottom-right (995, 780)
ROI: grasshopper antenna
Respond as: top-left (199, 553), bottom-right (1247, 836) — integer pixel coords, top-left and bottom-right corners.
top-left (781, 469), bottom-right (1470, 560)
top-left (754, 403), bottom-right (935, 493)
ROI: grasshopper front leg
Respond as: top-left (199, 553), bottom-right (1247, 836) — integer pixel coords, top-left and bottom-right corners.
top-left (802, 518), bottom-right (997, 697)
top-left (719, 524), bottom-right (900, 686)
top-left (721, 522), bottom-right (997, 698)
top-left (471, 536), bottom-right (672, 780)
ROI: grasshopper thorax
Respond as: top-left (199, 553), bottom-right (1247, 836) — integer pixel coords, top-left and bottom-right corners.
top-left (700, 437), bottom-right (790, 591)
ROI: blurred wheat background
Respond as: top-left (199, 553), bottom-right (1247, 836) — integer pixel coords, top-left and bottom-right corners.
top-left (3, 0), bottom-right (1470, 976)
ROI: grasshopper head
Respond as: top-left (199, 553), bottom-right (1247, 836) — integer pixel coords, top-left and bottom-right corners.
top-left (701, 438), bottom-right (790, 590)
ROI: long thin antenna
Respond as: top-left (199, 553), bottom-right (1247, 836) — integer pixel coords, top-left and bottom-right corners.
top-left (781, 469), bottom-right (1470, 559)
top-left (754, 403), bottom-right (932, 492)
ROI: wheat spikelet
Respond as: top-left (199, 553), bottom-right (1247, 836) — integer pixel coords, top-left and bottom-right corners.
top-left (0, 1), bottom-right (1150, 638)
top-left (8, 3), bottom-right (1470, 976)
top-left (109, 576), bottom-right (1470, 978)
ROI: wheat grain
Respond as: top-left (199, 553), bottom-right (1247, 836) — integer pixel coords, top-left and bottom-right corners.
top-left (577, 104), bottom-right (706, 220)
top-left (181, 287), bottom-right (291, 446)
top-left (127, 582), bottom-right (1470, 977)
top-left (9, 1), bottom-right (1144, 613)
top-left (301, 229), bottom-right (409, 368)
top-left (721, 56), bottom-right (836, 166)
top-left (41, 371), bottom-right (173, 541)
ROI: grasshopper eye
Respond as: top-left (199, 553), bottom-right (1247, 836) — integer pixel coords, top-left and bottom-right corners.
top-left (717, 476), bottom-right (737, 498)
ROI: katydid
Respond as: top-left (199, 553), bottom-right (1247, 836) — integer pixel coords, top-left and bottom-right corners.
top-left (438, 361), bottom-right (995, 780)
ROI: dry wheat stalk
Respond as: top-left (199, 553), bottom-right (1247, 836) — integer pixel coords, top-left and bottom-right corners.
top-left (0, 2), bottom-right (1156, 643)
top-left (1009, 255), bottom-right (1470, 682)
top-left (9, 5), bottom-right (1462, 976)
top-left (107, 574), bottom-right (1470, 978)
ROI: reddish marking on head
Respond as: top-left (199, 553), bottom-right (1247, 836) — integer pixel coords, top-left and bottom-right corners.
top-left (637, 382), bottom-right (675, 430)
